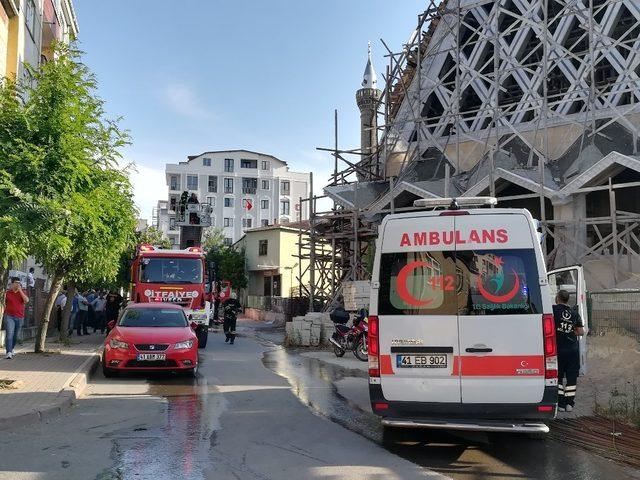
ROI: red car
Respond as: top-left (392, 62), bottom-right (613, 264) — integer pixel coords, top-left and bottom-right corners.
top-left (102, 303), bottom-right (199, 377)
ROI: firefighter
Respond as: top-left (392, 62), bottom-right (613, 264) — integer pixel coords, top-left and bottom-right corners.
top-left (553, 289), bottom-right (585, 412)
top-left (222, 291), bottom-right (242, 345)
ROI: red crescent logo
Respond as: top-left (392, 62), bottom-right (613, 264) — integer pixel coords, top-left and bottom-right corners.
top-left (477, 269), bottom-right (521, 303)
top-left (396, 261), bottom-right (434, 307)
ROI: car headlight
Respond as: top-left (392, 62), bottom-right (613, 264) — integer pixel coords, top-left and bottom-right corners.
top-left (109, 339), bottom-right (129, 350)
top-left (174, 340), bottom-right (194, 350)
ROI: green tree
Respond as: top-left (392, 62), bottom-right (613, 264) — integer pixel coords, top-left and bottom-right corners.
top-left (202, 227), bottom-right (224, 252)
top-left (0, 44), bottom-right (136, 351)
top-left (206, 247), bottom-right (247, 290)
top-left (138, 226), bottom-right (171, 249)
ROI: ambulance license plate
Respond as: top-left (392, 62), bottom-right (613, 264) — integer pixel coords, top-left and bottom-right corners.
top-left (396, 354), bottom-right (447, 368)
top-left (136, 353), bottom-right (166, 361)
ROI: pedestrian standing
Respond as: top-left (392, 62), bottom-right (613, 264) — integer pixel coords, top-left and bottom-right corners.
top-left (69, 292), bottom-right (79, 336)
top-left (553, 289), bottom-right (584, 412)
top-left (222, 292), bottom-right (241, 345)
top-left (3, 277), bottom-right (29, 359)
top-left (76, 292), bottom-right (90, 335)
top-left (91, 293), bottom-right (107, 333)
top-left (105, 291), bottom-right (121, 331)
top-left (86, 290), bottom-right (96, 331)
top-left (55, 290), bottom-right (66, 332)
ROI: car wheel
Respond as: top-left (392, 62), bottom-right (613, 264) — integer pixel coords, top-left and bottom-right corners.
top-left (196, 327), bottom-right (208, 349)
top-left (382, 426), bottom-right (408, 447)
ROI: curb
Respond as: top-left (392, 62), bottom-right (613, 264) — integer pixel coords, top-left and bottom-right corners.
top-left (0, 350), bottom-right (101, 431)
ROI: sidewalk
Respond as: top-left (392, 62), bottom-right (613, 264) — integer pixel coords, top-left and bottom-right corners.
top-left (0, 333), bottom-right (103, 430)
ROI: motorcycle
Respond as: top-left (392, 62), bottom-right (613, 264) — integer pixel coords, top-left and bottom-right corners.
top-left (329, 308), bottom-right (368, 362)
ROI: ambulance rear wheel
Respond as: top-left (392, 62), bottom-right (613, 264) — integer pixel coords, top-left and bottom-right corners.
top-left (196, 326), bottom-right (208, 349)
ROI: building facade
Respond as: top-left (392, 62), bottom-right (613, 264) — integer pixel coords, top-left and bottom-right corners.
top-left (1, 0), bottom-right (78, 82)
top-left (160, 150), bottom-right (310, 247)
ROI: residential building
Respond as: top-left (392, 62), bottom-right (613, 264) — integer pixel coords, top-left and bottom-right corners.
top-left (152, 200), bottom-right (179, 248)
top-left (162, 150), bottom-right (310, 246)
top-left (1, 0), bottom-right (78, 82)
top-left (235, 223), bottom-right (311, 300)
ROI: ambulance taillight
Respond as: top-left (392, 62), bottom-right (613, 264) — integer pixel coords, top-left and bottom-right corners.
top-left (368, 315), bottom-right (380, 377)
top-left (542, 314), bottom-right (558, 381)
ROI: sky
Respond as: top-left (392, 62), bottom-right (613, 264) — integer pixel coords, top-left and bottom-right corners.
top-left (74, 0), bottom-right (426, 220)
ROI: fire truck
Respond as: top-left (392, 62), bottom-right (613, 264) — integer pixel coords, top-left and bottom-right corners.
top-left (130, 244), bottom-right (211, 348)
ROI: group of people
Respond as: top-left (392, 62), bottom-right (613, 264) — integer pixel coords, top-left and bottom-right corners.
top-left (54, 289), bottom-right (123, 336)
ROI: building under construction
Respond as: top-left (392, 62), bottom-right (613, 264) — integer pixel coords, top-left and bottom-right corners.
top-left (301, 0), bottom-right (640, 308)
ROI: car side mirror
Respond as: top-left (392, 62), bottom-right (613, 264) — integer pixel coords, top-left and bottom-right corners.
top-left (188, 314), bottom-right (193, 321)
top-left (107, 320), bottom-right (116, 330)
top-left (190, 322), bottom-right (198, 330)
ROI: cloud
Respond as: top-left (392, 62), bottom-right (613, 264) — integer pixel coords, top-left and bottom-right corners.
top-left (160, 84), bottom-right (213, 120)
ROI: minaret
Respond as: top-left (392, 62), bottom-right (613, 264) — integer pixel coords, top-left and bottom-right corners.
top-left (356, 42), bottom-right (382, 179)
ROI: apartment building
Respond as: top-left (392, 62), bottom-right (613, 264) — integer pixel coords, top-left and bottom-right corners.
top-left (1, 0), bottom-right (78, 82)
top-left (161, 150), bottom-right (310, 247)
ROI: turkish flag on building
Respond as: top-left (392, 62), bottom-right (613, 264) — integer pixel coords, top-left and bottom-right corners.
top-left (244, 199), bottom-right (253, 211)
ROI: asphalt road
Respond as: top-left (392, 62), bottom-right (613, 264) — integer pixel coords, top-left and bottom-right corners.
top-left (0, 329), bottom-right (440, 480)
top-left (0, 325), bottom-right (638, 480)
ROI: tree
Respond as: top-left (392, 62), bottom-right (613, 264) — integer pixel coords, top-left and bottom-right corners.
top-left (202, 227), bottom-right (224, 252)
top-left (138, 226), bottom-right (171, 249)
top-left (0, 44), bottom-right (136, 351)
top-left (206, 247), bottom-right (247, 290)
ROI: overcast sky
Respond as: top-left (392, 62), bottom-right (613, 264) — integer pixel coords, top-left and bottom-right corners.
top-left (74, 0), bottom-right (425, 220)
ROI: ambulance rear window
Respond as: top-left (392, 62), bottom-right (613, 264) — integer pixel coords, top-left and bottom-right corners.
top-left (378, 249), bottom-right (542, 315)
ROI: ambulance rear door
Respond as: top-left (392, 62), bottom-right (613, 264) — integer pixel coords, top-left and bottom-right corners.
top-left (455, 211), bottom-right (547, 404)
top-left (376, 214), bottom-right (461, 403)
top-left (547, 265), bottom-right (588, 374)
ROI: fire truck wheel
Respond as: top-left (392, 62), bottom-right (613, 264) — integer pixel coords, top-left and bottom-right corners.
top-left (196, 327), bottom-right (208, 349)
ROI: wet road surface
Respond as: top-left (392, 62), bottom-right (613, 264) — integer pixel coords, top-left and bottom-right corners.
top-left (0, 327), bottom-right (435, 480)
top-left (261, 342), bottom-right (640, 480)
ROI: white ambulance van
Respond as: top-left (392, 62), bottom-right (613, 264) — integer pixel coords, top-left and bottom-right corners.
top-left (368, 197), bottom-right (587, 439)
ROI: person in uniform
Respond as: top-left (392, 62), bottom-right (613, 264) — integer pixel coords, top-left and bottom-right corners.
top-left (553, 289), bottom-right (585, 412)
top-left (222, 292), bottom-right (241, 345)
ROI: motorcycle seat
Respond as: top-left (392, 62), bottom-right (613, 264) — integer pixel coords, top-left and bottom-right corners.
top-left (335, 324), bottom-right (351, 334)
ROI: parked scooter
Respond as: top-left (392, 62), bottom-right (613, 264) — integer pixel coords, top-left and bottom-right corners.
top-left (329, 307), bottom-right (368, 361)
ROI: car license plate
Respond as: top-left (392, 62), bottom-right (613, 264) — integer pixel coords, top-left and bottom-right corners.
top-left (396, 354), bottom-right (447, 368)
top-left (136, 353), bottom-right (166, 361)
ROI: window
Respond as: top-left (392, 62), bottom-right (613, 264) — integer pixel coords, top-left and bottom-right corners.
top-left (259, 240), bottom-right (268, 256)
top-left (139, 258), bottom-right (203, 284)
top-left (170, 176), bottom-right (179, 190)
top-left (224, 178), bottom-right (234, 193)
top-left (25, 0), bottom-right (36, 39)
top-left (169, 196), bottom-right (177, 211)
top-left (223, 217), bottom-right (234, 227)
top-left (261, 199), bottom-right (269, 209)
top-left (224, 197), bottom-right (234, 207)
top-left (261, 160), bottom-right (269, 170)
top-left (261, 180), bottom-right (270, 190)
top-left (208, 176), bottom-right (218, 193)
top-left (242, 218), bottom-right (253, 228)
top-left (241, 159), bottom-right (258, 169)
top-left (119, 308), bottom-right (187, 328)
top-left (242, 177), bottom-right (257, 194)
top-left (210, 216), bottom-right (215, 226)
top-left (187, 175), bottom-right (198, 190)
top-left (203, 157), bottom-right (211, 167)
top-left (377, 249), bottom-right (542, 316)
top-left (224, 158), bottom-right (234, 172)
top-left (224, 237), bottom-right (233, 246)
top-left (280, 200), bottom-right (290, 215)
top-left (207, 197), bottom-right (215, 207)
top-left (281, 180), bottom-right (290, 195)
top-left (169, 218), bottom-right (176, 230)
top-left (261, 219), bottom-right (269, 227)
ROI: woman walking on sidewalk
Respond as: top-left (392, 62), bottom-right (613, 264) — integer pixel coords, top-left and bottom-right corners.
top-left (3, 277), bottom-right (29, 359)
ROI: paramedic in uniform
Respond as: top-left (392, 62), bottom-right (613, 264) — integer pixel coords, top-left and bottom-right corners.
top-left (222, 292), bottom-right (241, 345)
top-left (553, 289), bottom-right (584, 412)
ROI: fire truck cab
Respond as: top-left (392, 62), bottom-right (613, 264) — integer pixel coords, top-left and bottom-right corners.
top-left (130, 244), bottom-right (211, 348)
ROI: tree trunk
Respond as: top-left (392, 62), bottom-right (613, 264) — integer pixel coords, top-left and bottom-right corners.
top-left (59, 281), bottom-right (76, 343)
top-left (0, 265), bottom-right (8, 321)
top-left (35, 273), bottom-right (63, 353)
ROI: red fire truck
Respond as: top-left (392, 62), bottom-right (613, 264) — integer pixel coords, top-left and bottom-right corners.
top-left (130, 244), bottom-right (211, 348)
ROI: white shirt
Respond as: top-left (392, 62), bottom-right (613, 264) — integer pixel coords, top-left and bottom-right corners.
top-left (28, 272), bottom-right (35, 288)
top-left (55, 294), bottom-right (66, 307)
top-left (92, 298), bottom-right (107, 312)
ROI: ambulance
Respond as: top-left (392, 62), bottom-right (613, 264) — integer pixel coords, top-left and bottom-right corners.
top-left (368, 197), bottom-right (587, 440)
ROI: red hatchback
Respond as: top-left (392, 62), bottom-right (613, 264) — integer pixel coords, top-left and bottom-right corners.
top-left (102, 303), bottom-right (198, 377)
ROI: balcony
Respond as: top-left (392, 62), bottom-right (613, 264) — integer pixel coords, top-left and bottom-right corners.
top-left (41, 0), bottom-right (60, 60)
top-left (242, 187), bottom-right (257, 195)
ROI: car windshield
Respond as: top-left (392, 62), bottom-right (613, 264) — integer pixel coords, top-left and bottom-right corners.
top-left (139, 257), bottom-right (203, 284)
top-left (118, 308), bottom-right (188, 327)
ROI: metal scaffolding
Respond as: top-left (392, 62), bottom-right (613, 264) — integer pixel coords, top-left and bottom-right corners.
top-left (301, 0), bottom-right (640, 310)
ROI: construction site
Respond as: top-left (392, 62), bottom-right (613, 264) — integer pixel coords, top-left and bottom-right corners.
top-left (296, 0), bottom-right (640, 311)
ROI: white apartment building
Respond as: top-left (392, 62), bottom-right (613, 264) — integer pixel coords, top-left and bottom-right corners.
top-left (160, 150), bottom-right (310, 247)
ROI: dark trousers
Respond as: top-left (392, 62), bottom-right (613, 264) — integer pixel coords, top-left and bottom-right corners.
top-left (223, 315), bottom-right (237, 343)
top-left (558, 349), bottom-right (580, 407)
top-left (213, 300), bottom-right (220, 320)
top-left (56, 306), bottom-right (63, 331)
top-left (94, 312), bottom-right (106, 333)
top-left (76, 310), bottom-right (88, 335)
